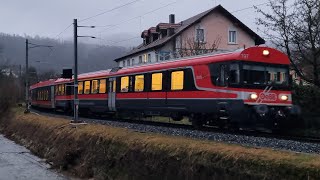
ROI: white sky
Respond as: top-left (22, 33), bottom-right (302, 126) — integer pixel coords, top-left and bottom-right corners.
top-left (0, 0), bottom-right (269, 47)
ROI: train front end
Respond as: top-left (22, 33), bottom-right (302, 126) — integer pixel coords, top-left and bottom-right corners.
top-left (235, 47), bottom-right (301, 129)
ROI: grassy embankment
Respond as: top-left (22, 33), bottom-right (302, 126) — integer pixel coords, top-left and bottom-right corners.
top-left (0, 108), bottom-right (320, 179)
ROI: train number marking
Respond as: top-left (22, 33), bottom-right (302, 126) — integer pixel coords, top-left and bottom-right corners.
top-left (241, 54), bottom-right (249, 59)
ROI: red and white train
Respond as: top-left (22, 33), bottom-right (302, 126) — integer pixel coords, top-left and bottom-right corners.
top-left (30, 46), bottom-right (301, 129)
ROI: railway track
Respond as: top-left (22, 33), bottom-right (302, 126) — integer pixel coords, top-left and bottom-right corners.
top-left (29, 107), bottom-right (320, 154)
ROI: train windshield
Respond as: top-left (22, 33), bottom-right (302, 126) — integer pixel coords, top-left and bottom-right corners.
top-left (242, 64), bottom-right (289, 86)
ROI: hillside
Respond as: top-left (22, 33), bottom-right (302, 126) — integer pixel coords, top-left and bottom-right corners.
top-left (0, 33), bottom-right (127, 74)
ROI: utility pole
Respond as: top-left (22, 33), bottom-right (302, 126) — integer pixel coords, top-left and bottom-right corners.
top-left (73, 19), bottom-right (79, 122)
top-left (72, 19), bottom-right (95, 123)
top-left (24, 40), bottom-right (53, 113)
top-left (25, 39), bottom-right (30, 113)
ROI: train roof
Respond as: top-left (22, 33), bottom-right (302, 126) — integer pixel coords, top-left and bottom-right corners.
top-left (30, 79), bottom-right (56, 90)
top-left (30, 46), bottom-right (290, 89)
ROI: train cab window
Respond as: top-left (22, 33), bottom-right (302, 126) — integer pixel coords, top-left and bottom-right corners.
top-left (121, 76), bottom-right (129, 92)
top-left (152, 73), bottom-right (163, 91)
top-left (78, 82), bottom-right (84, 94)
top-left (229, 63), bottom-right (240, 84)
top-left (91, 80), bottom-right (99, 94)
top-left (99, 79), bottom-right (106, 93)
top-left (84, 81), bottom-right (91, 94)
top-left (134, 75), bottom-right (144, 92)
top-left (171, 71), bottom-right (184, 90)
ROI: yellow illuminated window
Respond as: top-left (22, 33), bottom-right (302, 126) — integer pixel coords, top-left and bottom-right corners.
top-left (55, 86), bottom-right (58, 95)
top-left (99, 79), bottom-right (106, 93)
top-left (171, 71), bottom-right (184, 90)
top-left (78, 82), bottom-right (83, 94)
top-left (135, 75), bottom-right (144, 92)
top-left (61, 85), bottom-right (65, 95)
top-left (112, 80), bottom-right (116, 92)
top-left (152, 73), bottom-right (163, 91)
top-left (84, 81), bottom-right (91, 94)
top-left (121, 76), bottom-right (129, 92)
top-left (58, 85), bottom-right (62, 95)
top-left (91, 80), bottom-right (99, 94)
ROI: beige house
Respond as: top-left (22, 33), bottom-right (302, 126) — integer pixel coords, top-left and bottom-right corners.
top-left (114, 5), bottom-right (265, 67)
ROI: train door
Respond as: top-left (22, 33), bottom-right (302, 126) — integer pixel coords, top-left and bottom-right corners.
top-left (108, 78), bottom-right (116, 111)
top-left (50, 85), bottom-right (55, 108)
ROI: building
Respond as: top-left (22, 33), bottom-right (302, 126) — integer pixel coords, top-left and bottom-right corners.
top-left (114, 5), bottom-right (265, 67)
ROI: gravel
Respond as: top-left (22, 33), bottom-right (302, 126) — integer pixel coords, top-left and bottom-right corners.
top-left (83, 117), bottom-right (320, 154)
top-left (31, 110), bottom-right (320, 154)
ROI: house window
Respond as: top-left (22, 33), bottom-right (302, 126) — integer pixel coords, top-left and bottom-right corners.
top-left (131, 59), bottom-right (135, 66)
top-left (121, 76), bottom-right (129, 92)
top-left (152, 73), bottom-right (163, 91)
top-left (134, 75), bottom-right (144, 92)
top-left (171, 71), bottom-right (184, 90)
top-left (139, 56), bottom-right (142, 64)
top-left (122, 61), bottom-right (126, 67)
top-left (143, 54), bottom-right (147, 63)
top-left (160, 52), bottom-right (170, 61)
top-left (228, 30), bottom-right (237, 44)
top-left (148, 54), bottom-right (151, 63)
top-left (196, 28), bottom-right (205, 42)
top-left (156, 54), bottom-right (159, 62)
top-left (127, 60), bottom-right (130, 66)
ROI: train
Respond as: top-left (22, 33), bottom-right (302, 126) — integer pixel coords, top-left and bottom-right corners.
top-left (30, 46), bottom-right (301, 130)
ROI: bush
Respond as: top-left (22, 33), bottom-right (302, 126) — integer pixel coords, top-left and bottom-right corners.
top-left (292, 84), bottom-right (320, 114)
top-left (0, 75), bottom-right (18, 118)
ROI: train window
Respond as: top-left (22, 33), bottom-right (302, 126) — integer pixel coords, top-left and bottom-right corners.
top-left (171, 71), bottom-right (184, 90)
top-left (91, 80), bottom-right (99, 94)
top-left (78, 82), bottom-right (84, 94)
top-left (152, 73), bottom-right (163, 91)
top-left (61, 85), bottom-right (65, 95)
top-left (99, 79), bottom-right (106, 93)
top-left (121, 76), bottom-right (129, 92)
top-left (135, 75), bottom-right (144, 92)
top-left (229, 63), bottom-right (240, 84)
top-left (84, 81), bottom-right (91, 94)
top-left (112, 80), bottom-right (116, 92)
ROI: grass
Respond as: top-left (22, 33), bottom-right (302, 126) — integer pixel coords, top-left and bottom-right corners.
top-left (0, 107), bottom-right (320, 179)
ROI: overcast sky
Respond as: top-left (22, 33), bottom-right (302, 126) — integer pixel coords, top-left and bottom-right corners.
top-left (0, 0), bottom-right (269, 47)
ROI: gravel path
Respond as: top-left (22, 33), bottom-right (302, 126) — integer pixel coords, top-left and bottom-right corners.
top-left (31, 110), bottom-right (320, 154)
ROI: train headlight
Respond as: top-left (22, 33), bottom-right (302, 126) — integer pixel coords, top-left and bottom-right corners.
top-left (250, 93), bottom-right (258, 100)
top-left (280, 95), bottom-right (288, 101)
top-left (263, 50), bottom-right (270, 56)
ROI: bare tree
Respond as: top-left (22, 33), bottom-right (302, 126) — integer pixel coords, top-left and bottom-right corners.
top-left (177, 36), bottom-right (221, 58)
top-left (256, 0), bottom-right (320, 86)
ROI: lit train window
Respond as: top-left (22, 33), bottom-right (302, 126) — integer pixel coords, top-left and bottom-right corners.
top-left (78, 82), bottom-right (84, 94)
top-left (121, 76), bottom-right (129, 92)
top-left (112, 80), bottom-right (116, 92)
top-left (152, 73), bottom-right (163, 91)
top-left (135, 75), bottom-right (144, 92)
top-left (61, 85), bottom-right (65, 95)
top-left (91, 80), bottom-right (99, 94)
top-left (171, 71), bottom-right (184, 90)
top-left (99, 79), bottom-right (106, 93)
top-left (84, 81), bottom-right (91, 94)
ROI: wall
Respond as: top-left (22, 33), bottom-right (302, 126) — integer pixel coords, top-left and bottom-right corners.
top-left (180, 10), bottom-right (256, 51)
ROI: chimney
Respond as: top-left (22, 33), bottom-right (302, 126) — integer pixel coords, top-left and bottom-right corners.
top-left (169, 14), bottom-right (175, 24)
